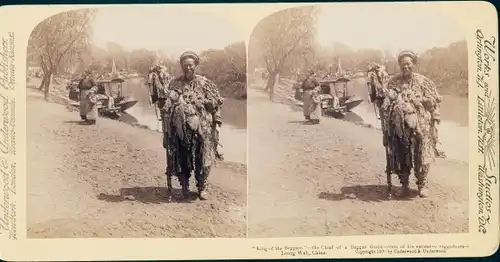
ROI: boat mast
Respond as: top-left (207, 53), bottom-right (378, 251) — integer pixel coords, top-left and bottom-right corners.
top-left (336, 58), bottom-right (344, 77)
top-left (111, 57), bottom-right (118, 78)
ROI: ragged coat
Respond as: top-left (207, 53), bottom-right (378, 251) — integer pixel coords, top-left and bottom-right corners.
top-left (381, 73), bottom-right (441, 174)
top-left (162, 74), bottom-right (224, 177)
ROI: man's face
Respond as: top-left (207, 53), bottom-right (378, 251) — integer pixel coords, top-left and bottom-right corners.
top-left (181, 58), bottom-right (197, 78)
top-left (399, 56), bottom-right (414, 77)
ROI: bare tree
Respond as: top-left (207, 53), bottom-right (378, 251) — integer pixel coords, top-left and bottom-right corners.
top-left (27, 9), bottom-right (96, 100)
top-left (250, 6), bottom-right (317, 100)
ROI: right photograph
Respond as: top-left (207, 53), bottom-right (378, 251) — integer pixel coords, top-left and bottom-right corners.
top-left (247, 4), bottom-right (469, 237)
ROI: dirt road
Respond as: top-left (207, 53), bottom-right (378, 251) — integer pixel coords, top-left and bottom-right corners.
top-left (247, 86), bottom-right (469, 238)
top-left (26, 88), bottom-right (247, 238)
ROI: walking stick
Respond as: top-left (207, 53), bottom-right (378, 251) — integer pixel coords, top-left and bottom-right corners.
top-left (373, 102), bottom-right (379, 121)
top-left (147, 71), bottom-right (172, 194)
top-left (153, 103), bottom-right (161, 131)
top-left (367, 79), bottom-right (380, 124)
top-left (385, 145), bottom-right (393, 199)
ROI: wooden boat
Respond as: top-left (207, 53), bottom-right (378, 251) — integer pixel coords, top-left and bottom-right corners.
top-left (69, 77), bottom-right (138, 119)
top-left (318, 76), bottom-right (364, 118)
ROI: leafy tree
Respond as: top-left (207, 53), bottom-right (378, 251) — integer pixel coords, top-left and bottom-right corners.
top-left (27, 8), bottom-right (96, 100)
top-left (198, 41), bottom-right (247, 99)
top-left (249, 6), bottom-right (318, 100)
top-left (418, 40), bottom-right (468, 96)
top-left (127, 49), bottom-right (157, 76)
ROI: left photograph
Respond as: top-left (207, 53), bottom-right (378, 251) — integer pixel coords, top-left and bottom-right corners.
top-left (26, 6), bottom-right (247, 238)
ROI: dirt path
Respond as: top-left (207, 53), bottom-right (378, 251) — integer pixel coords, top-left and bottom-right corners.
top-left (26, 88), bottom-right (247, 238)
top-left (247, 86), bottom-right (469, 238)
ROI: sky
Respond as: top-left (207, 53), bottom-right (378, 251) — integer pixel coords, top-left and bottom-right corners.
top-left (90, 6), bottom-right (243, 57)
top-left (315, 4), bottom-right (465, 56)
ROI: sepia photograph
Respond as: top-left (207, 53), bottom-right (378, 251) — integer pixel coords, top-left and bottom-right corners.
top-left (247, 4), bottom-right (469, 238)
top-left (0, 1), bottom-right (497, 260)
top-left (25, 6), bottom-right (247, 238)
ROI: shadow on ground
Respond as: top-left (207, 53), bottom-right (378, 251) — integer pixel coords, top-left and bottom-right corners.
top-left (287, 120), bottom-right (320, 125)
top-left (318, 184), bottom-right (420, 202)
top-left (97, 187), bottom-right (201, 204)
top-left (63, 120), bottom-right (98, 126)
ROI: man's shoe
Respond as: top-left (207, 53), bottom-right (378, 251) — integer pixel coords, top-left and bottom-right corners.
top-left (418, 187), bottom-right (429, 198)
top-left (198, 189), bottom-right (208, 200)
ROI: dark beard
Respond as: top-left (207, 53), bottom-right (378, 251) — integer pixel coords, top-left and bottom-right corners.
top-left (402, 71), bottom-right (413, 79)
top-left (184, 71), bottom-right (194, 80)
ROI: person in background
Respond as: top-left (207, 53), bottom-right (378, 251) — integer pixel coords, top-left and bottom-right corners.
top-left (332, 88), bottom-right (340, 110)
top-left (308, 83), bottom-right (322, 124)
top-left (77, 69), bottom-right (98, 125)
top-left (96, 83), bottom-right (116, 109)
top-left (301, 69), bottom-right (320, 122)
